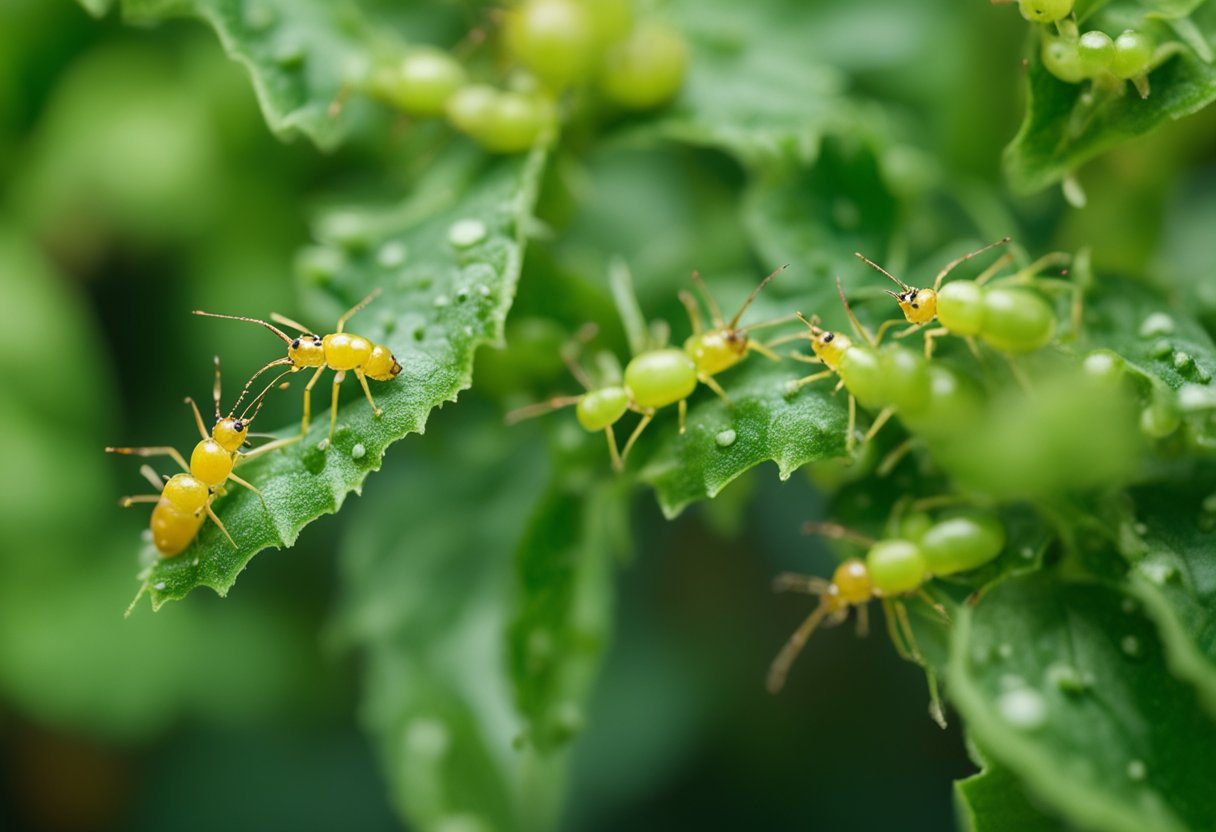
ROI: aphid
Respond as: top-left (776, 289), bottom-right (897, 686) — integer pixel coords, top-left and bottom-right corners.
top-left (679, 265), bottom-right (790, 398)
top-left (767, 508), bottom-right (1006, 696)
top-left (193, 289), bottom-right (402, 446)
top-left (857, 238), bottom-right (1076, 361)
top-left (505, 325), bottom-right (698, 471)
top-left (786, 278), bottom-right (939, 453)
top-left (107, 358), bottom-right (294, 556)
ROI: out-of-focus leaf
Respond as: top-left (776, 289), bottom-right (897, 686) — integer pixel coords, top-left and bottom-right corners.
top-left (0, 226), bottom-right (321, 739)
top-left (132, 147), bottom-right (546, 609)
top-left (510, 478), bottom-right (627, 752)
top-left (949, 575), bottom-right (1216, 832)
top-left (1004, 5), bottom-right (1216, 193)
top-left (334, 414), bottom-right (621, 832)
top-left (955, 755), bottom-right (1069, 832)
top-left (76, 0), bottom-right (115, 18)
top-left (659, 0), bottom-right (856, 169)
top-left (1124, 471), bottom-right (1216, 713)
top-left (121, 0), bottom-right (372, 150)
top-left (1085, 276), bottom-right (1216, 389)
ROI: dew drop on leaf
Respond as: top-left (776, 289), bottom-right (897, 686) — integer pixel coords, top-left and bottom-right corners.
top-left (997, 688), bottom-right (1048, 731)
top-left (1138, 312), bottom-right (1175, 338)
top-left (376, 241), bottom-right (407, 269)
top-left (715, 429), bottom-right (737, 447)
top-left (448, 219), bottom-right (487, 248)
top-left (351, 443), bottom-right (366, 460)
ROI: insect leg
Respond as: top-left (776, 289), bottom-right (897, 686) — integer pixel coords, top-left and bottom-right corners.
top-left (604, 424), bottom-right (623, 472)
top-left (697, 373), bottom-right (730, 403)
top-left (678, 398), bottom-right (687, 434)
top-left (300, 365), bottom-right (329, 436)
top-left (787, 368), bottom-right (834, 393)
top-left (766, 600), bottom-right (832, 694)
top-left (140, 465), bottom-right (165, 492)
top-left (882, 598), bottom-right (913, 662)
top-left (354, 368), bottom-right (384, 418)
top-left (328, 370), bottom-right (347, 444)
top-left (846, 394), bottom-right (856, 453)
top-left (855, 603), bottom-right (870, 637)
top-left (238, 434), bottom-right (302, 462)
top-left (678, 290), bottom-right (703, 337)
top-left (862, 406), bottom-right (896, 444)
top-left (227, 472), bottom-right (268, 512)
top-left (106, 446), bottom-right (191, 474)
top-left (921, 327), bottom-right (950, 359)
top-left (620, 410), bottom-right (654, 462)
top-left (746, 339), bottom-right (782, 362)
top-left (772, 573), bottom-right (832, 595)
top-left (205, 502), bottom-right (238, 549)
top-left (972, 251), bottom-right (1016, 286)
top-left (185, 397), bottom-right (209, 440)
top-left (119, 495), bottom-right (161, 507)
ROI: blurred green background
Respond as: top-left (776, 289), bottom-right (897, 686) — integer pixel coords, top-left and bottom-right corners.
top-left (2, 1), bottom-right (1213, 830)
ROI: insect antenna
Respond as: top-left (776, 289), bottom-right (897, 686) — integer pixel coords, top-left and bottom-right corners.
top-left (855, 250), bottom-right (911, 291)
top-left (336, 288), bottom-right (382, 333)
top-left (801, 521), bottom-right (877, 547)
top-left (728, 264), bottom-right (788, 330)
top-left (229, 358), bottom-right (294, 417)
top-left (193, 310), bottom-right (294, 345)
top-left (504, 396), bottom-right (584, 425)
top-left (690, 271), bottom-right (726, 327)
top-left (211, 356), bottom-right (224, 420)
top-left (559, 323), bottom-right (600, 391)
top-left (836, 278), bottom-right (875, 347)
top-left (240, 368), bottom-right (296, 423)
top-left (932, 237), bottom-right (1012, 290)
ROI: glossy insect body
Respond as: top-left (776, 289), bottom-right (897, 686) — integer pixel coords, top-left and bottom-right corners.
top-left (507, 337), bottom-right (698, 471)
top-left (859, 238), bottom-right (1072, 359)
top-left (767, 510), bottom-right (1006, 694)
top-left (194, 289), bottom-right (402, 446)
top-left (108, 359), bottom-right (292, 557)
top-left (679, 266), bottom-right (788, 397)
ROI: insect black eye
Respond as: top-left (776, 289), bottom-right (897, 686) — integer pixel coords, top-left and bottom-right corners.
top-left (233, 421), bottom-right (244, 431)
top-left (823, 332), bottom-right (835, 343)
top-left (912, 303), bottom-right (919, 309)
top-left (292, 339), bottom-right (300, 349)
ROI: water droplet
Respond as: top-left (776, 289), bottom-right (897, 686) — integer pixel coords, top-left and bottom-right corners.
top-left (1126, 759), bottom-right (1147, 782)
top-left (322, 212), bottom-right (370, 253)
top-left (273, 42), bottom-right (306, 69)
top-left (1046, 662), bottom-right (1089, 694)
top-left (376, 241), bottom-right (407, 268)
top-left (715, 429), bottom-right (737, 447)
top-left (153, 581), bottom-right (166, 591)
top-left (296, 246), bottom-right (344, 286)
top-left (783, 380), bottom-right (801, 397)
top-left (463, 325), bottom-right (473, 337)
top-left (318, 437), bottom-right (331, 452)
top-left (1132, 522), bottom-right (1148, 535)
top-left (404, 717), bottom-right (449, 758)
top-left (1174, 351), bottom-right (1194, 371)
top-left (1139, 560), bottom-right (1176, 585)
top-left (1148, 339), bottom-right (1173, 359)
top-left (1082, 351), bottom-right (1122, 381)
top-left (1139, 313), bottom-right (1175, 338)
top-left (455, 287), bottom-right (470, 302)
top-left (1121, 597), bottom-right (1137, 614)
top-left (351, 443), bottom-right (366, 460)
top-left (448, 219), bottom-right (487, 248)
top-left (1020, 546), bottom-right (1035, 559)
top-left (434, 294), bottom-right (451, 308)
top-left (1178, 384), bottom-right (1216, 412)
top-left (1121, 635), bottom-right (1143, 658)
top-left (997, 643), bottom-right (1014, 659)
top-left (997, 688), bottom-right (1047, 731)
top-left (477, 284), bottom-right (491, 297)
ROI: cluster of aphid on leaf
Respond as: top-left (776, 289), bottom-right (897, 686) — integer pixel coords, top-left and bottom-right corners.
top-left (108, 290), bottom-right (402, 558)
top-left (509, 237), bottom-right (1079, 696)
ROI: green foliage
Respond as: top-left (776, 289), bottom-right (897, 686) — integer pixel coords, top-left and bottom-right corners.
top-left (1005, 1), bottom-right (1216, 193)
top-left (13, 0), bottom-right (1216, 829)
top-left (121, 0), bottom-right (374, 149)
top-left (137, 148), bottom-right (546, 609)
top-left (949, 576), bottom-right (1216, 832)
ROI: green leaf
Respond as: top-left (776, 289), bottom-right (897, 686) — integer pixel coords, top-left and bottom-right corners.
top-left (135, 147), bottom-right (546, 609)
top-left (955, 755), bottom-right (1069, 832)
top-left (659, 0), bottom-right (855, 169)
top-left (1124, 471), bottom-right (1216, 713)
top-left (334, 413), bottom-right (621, 832)
top-left (510, 477), bottom-right (626, 753)
top-left (121, 0), bottom-right (373, 150)
top-left (949, 574), bottom-right (1216, 832)
top-left (1004, 6), bottom-right (1216, 193)
top-left (76, 0), bottom-right (115, 17)
top-left (639, 358), bottom-right (849, 518)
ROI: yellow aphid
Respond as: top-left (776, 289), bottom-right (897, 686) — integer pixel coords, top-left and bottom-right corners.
top-left (194, 289), bottom-right (402, 447)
